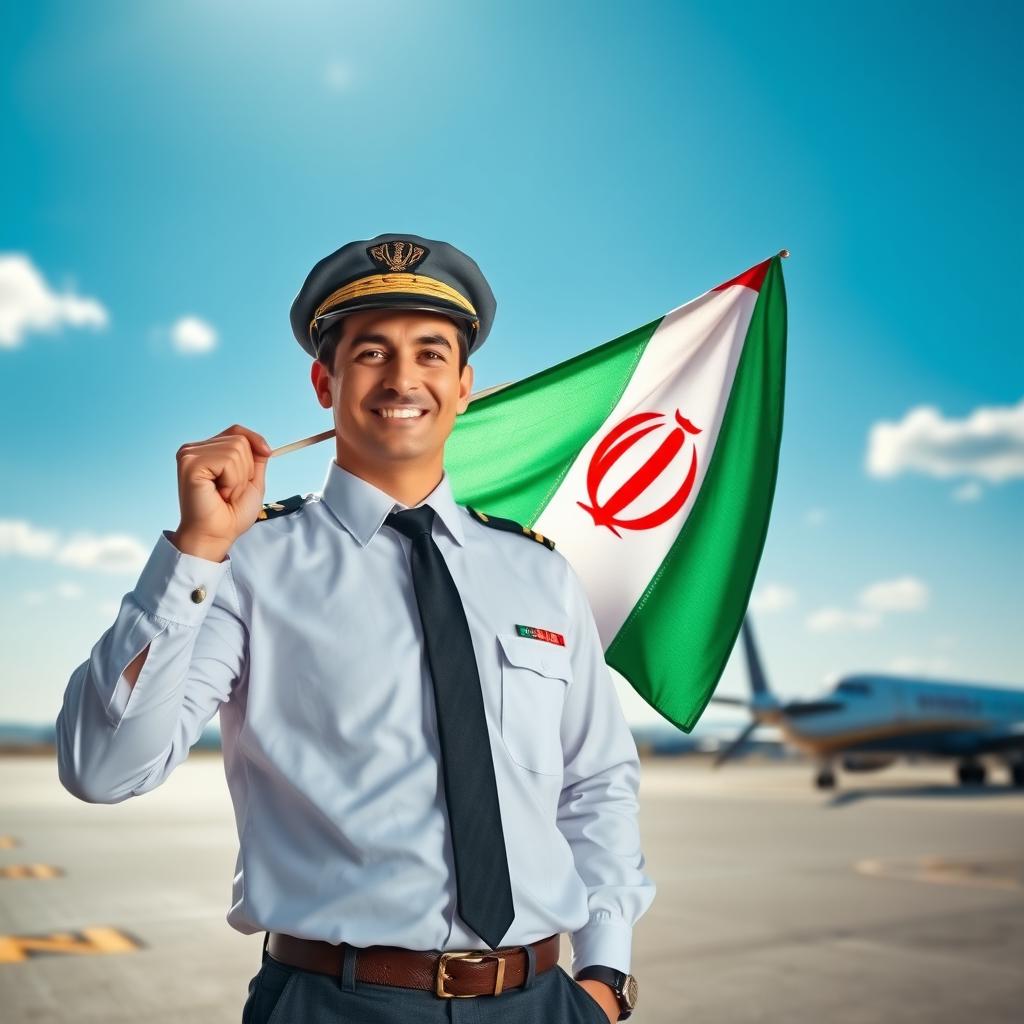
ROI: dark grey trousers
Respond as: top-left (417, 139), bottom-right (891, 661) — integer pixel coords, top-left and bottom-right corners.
top-left (241, 933), bottom-right (610, 1023)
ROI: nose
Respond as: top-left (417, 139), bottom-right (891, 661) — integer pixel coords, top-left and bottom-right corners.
top-left (379, 348), bottom-right (420, 396)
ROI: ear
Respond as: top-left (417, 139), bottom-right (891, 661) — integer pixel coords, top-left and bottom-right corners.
top-left (456, 361), bottom-right (474, 415)
top-left (310, 360), bottom-right (333, 409)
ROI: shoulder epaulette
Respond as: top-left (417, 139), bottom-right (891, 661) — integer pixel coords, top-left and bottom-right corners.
top-left (467, 506), bottom-right (555, 550)
top-left (255, 494), bottom-right (305, 522)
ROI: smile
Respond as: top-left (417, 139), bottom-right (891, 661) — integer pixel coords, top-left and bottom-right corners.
top-left (373, 408), bottom-right (428, 419)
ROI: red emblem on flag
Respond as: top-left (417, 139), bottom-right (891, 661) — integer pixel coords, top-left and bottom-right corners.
top-left (577, 409), bottom-right (702, 537)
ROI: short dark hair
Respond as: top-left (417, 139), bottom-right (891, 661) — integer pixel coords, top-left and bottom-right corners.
top-left (315, 313), bottom-right (470, 374)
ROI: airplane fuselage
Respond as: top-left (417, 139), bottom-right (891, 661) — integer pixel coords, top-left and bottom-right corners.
top-left (763, 675), bottom-right (1024, 759)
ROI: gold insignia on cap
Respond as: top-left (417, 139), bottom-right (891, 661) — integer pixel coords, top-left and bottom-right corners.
top-left (312, 273), bottom-right (478, 333)
top-left (368, 240), bottom-right (428, 273)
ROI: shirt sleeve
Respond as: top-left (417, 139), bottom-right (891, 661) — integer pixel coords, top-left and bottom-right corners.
top-left (55, 529), bottom-right (246, 804)
top-left (556, 555), bottom-right (657, 976)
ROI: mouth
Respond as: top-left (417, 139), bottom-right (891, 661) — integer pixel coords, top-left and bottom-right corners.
top-left (372, 407), bottom-right (429, 420)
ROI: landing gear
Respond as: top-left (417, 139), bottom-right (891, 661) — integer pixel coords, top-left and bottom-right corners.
top-left (957, 760), bottom-right (987, 786)
top-left (814, 766), bottom-right (836, 789)
top-left (1009, 762), bottom-right (1024, 788)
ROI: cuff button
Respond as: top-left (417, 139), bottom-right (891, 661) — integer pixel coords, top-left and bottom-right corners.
top-left (190, 585), bottom-right (207, 604)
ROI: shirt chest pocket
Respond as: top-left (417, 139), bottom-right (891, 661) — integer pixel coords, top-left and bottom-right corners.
top-left (497, 633), bottom-right (572, 776)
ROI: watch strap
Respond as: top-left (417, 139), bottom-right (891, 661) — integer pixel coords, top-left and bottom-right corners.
top-left (573, 965), bottom-right (635, 1019)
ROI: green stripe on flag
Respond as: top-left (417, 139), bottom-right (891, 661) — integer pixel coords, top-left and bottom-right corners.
top-left (446, 319), bottom-right (659, 523)
top-left (605, 256), bottom-right (787, 732)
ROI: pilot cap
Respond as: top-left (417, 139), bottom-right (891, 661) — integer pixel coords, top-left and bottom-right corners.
top-left (289, 232), bottom-right (496, 360)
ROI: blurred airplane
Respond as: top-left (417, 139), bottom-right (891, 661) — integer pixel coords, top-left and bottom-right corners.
top-left (711, 616), bottom-right (1024, 789)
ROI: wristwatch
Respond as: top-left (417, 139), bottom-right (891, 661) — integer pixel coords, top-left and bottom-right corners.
top-left (573, 965), bottom-right (638, 1020)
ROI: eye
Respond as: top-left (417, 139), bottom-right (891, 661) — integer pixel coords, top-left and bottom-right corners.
top-left (357, 349), bottom-right (386, 361)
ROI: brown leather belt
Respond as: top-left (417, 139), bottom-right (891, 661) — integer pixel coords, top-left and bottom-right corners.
top-left (266, 931), bottom-right (560, 998)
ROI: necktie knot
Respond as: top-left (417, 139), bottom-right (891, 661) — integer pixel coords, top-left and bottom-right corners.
top-left (386, 504), bottom-right (436, 540)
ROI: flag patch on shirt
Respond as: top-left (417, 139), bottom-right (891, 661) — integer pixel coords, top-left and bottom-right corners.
top-left (515, 624), bottom-right (566, 646)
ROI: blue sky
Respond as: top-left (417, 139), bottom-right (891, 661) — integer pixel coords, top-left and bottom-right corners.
top-left (2, 1), bottom-right (1021, 728)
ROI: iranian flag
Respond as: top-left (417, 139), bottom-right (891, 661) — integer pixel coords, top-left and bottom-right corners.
top-left (446, 253), bottom-right (787, 732)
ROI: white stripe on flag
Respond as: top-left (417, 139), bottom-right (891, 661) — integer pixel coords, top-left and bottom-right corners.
top-left (534, 282), bottom-right (759, 644)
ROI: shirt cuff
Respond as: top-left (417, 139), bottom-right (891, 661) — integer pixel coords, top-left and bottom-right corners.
top-left (132, 530), bottom-right (232, 627)
top-left (570, 912), bottom-right (633, 975)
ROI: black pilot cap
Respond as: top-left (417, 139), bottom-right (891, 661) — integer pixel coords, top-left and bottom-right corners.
top-left (290, 232), bottom-right (497, 360)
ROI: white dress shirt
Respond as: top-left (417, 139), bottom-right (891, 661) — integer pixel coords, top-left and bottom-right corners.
top-left (56, 458), bottom-right (655, 974)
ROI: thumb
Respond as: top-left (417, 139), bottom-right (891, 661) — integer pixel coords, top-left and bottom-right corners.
top-left (252, 453), bottom-right (268, 497)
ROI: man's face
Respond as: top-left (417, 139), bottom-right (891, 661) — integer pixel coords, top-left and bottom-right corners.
top-left (310, 308), bottom-right (474, 471)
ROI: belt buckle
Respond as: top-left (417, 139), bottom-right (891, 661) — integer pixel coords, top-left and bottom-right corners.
top-left (435, 949), bottom-right (507, 998)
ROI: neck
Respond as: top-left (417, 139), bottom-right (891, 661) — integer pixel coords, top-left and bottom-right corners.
top-left (336, 448), bottom-right (445, 508)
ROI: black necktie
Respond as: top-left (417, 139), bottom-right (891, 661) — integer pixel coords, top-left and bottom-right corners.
top-left (385, 505), bottom-right (515, 949)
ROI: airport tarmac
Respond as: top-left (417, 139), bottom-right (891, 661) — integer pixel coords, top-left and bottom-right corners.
top-left (1, 751), bottom-right (1021, 1022)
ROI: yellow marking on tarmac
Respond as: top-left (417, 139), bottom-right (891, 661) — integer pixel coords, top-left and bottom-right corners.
top-left (0, 836), bottom-right (19, 848)
top-left (0, 927), bottom-right (141, 963)
top-left (855, 854), bottom-right (1024, 892)
top-left (0, 864), bottom-right (64, 879)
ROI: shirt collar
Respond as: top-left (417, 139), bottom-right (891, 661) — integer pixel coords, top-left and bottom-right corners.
top-left (319, 458), bottom-right (466, 548)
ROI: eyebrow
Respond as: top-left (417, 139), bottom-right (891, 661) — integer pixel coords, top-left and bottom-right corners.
top-left (348, 332), bottom-right (452, 351)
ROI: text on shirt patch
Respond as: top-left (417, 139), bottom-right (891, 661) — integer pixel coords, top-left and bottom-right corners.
top-left (515, 624), bottom-right (566, 646)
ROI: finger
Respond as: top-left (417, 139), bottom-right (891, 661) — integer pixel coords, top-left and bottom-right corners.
top-left (252, 454), bottom-right (267, 495)
top-left (229, 448), bottom-right (249, 504)
top-left (231, 435), bottom-right (255, 482)
top-left (213, 448), bottom-right (244, 499)
top-left (219, 424), bottom-right (272, 458)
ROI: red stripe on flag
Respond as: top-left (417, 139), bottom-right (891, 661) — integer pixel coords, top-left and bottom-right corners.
top-left (712, 257), bottom-right (772, 293)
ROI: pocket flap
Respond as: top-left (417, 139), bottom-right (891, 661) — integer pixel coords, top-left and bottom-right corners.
top-left (497, 633), bottom-right (572, 682)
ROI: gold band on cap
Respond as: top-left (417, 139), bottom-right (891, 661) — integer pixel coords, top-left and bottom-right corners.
top-left (311, 273), bottom-right (478, 331)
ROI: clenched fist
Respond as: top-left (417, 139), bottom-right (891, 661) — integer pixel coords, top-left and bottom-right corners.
top-left (170, 425), bottom-right (272, 562)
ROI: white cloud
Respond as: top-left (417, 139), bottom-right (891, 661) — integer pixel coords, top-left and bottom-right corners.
top-left (0, 253), bottom-right (109, 348)
top-left (952, 481), bottom-right (982, 502)
top-left (750, 583), bottom-right (797, 614)
top-left (805, 607), bottom-right (881, 633)
top-left (0, 518), bottom-right (147, 575)
top-left (170, 315), bottom-right (217, 353)
top-left (865, 397), bottom-right (1024, 483)
top-left (804, 507), bottom-right (827, 527)
top-left (21, 582), bottom-right (84, 605)
top-left (324, 59), bottom-right (353, 91)
top-left (0, 519), bottom-right (60, 558)
top-left (806, 574), bottom-right (929, 633)
top-left (54, 532), bottom-right (149, 574)
top-left (858, 576), bottom-right (929, 612)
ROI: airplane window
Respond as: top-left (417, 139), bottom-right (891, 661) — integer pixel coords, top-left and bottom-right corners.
top-left (837, 681), bottom-right (872, 695)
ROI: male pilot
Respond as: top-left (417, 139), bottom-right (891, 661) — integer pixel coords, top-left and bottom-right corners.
top-left (56, 232), bottom-right (655, 1023)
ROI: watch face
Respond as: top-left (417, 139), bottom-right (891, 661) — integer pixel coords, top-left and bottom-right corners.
top-left (622, 974), bottom-right (638, 1009)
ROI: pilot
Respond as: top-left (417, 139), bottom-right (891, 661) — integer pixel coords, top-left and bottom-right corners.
top-left (56, 232), bottom-right (655, 1023)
